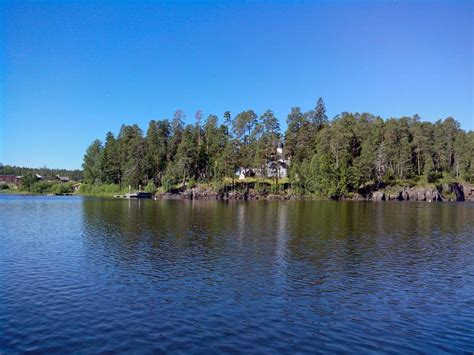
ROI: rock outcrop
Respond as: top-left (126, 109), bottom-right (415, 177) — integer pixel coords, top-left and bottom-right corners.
top-left (401, 190), bottom-right (409, 201)
top-left (156, 182), bottom-right (474, 202)
top-left (461, 183), bottom-right (474, 201)
top-left (372, 191), bottom-right (385, 201)
top-left (370, 186), bottom-right (445, 202)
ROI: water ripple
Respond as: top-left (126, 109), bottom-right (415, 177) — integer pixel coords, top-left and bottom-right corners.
top-left (1, 196), bottom-right (473, 353)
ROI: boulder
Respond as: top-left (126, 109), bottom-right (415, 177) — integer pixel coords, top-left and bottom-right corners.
top-left (425, 189), bottom-right (433, 202)
top-left (372, 191), bottom-right (385, 201)
top-left (401, 190), bottom-right (409, 201)
top-left (388, 192), bottom-right (402, 201)
top-left (406, 187), bottom-right (429, 201)
top-left (351, 193), bottom-right (365, 201)
top-left (426, 189), bottom-right (443, 202)
top-left (461, 183), bottom-right (474, 201)
top-left (417, 188), bottom-right (427, 201)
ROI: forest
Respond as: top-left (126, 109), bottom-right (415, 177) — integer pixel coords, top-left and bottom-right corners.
top-left (0, 164), bottom-right (83, 181)
top-left (82, 98), bottom-right (474, 198)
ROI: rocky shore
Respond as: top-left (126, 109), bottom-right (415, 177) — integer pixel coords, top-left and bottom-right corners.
top-left (155, 182), bottom-right (474, 202)
top-left (368, 183), bottom-right (474, 202)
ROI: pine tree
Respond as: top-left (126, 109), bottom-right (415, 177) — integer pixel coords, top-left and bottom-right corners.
top-left (101, 132), bottom-right (121, 184)
top-left (83, 140), bottom-right (104, 184)
top-left (312, 97), bottom-right (328, 128)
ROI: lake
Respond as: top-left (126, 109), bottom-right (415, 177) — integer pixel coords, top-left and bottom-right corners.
top-left (1, 195), bottom-right (473, 353)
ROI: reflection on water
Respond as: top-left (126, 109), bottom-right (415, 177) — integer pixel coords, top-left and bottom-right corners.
top-left (1, 196), bottom-right (473, 353)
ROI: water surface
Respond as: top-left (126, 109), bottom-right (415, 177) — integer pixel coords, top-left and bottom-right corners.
top-left (1, 195), bottom-right (473, 353)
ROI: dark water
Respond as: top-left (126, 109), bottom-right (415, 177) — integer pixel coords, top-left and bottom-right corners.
top-left (1, 195), bottom-right (473, 353)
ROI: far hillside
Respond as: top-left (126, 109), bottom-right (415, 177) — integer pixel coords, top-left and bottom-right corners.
top-left (0, 164), bottom-right (83, 194)
top-left (0, 164), bottom-right (83, 181)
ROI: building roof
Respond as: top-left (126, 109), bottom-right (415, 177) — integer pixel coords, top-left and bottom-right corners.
top-left (56, 175), bottom-right (70, 182)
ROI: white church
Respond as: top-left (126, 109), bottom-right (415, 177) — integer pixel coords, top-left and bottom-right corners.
top-left (236, 140), bottom-right (290, 180)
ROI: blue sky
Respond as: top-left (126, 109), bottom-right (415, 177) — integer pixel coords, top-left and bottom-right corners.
top-left (1, 1), bottom-right (473, 169)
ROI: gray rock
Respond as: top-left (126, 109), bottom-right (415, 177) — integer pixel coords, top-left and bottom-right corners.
top-left (388, 192), bottom-right (402, 201)
top-left (425, 189), bottom-right (433, 202)
top-left (351, 193), bottom-right (365, 201)
top-left (426, 189), bottom-right (443, 202)
top-left (417, 188), bottom-right (427, 201)
top-left (372, 191), bottom-right (385, 201)
top-left (401, 190), bottom-right (409, 201)
top-left (461, 183), bottom-right (474, 201)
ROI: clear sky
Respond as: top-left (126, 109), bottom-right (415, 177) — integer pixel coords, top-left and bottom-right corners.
top-left (1, 0), bottom-right (473, 169)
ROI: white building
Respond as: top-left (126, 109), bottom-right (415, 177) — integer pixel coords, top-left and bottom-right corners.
top-left (236, 140), bottom-right (290, 179)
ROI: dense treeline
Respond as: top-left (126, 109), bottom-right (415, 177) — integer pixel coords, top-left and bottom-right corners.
top-left (83, 98), bottom-right (474, 198)
top-left (0, 164), bottom-right (83, 181)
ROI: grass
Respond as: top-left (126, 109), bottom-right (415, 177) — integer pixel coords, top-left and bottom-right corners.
top-left (222, 177), bottom-right (289, 185)
top-left (0, 189), bottom-right (31, 195)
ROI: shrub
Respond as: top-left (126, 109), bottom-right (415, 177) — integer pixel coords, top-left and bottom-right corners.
top-left (161, 173), bottom-right (175, 192)
top-left (270, 183), bottom-right (280, 194)
top-left (78, 183), bottom-right (125, 195)
top-left (51, 182), bottom-right (74, 194)
top-left (187, 177), bottom-right (196, 188)
top-left (426, 170), bottom-right (443, 184)
top-left (254, 181), bottom-right (268, 194)
top-left (212, 179), bottom-right (224, 193)
top-left (30, 181), bottom-right (54, 194)
top-left (103, 184), bottom-right (123, 194)
top-left (144, 181), bottom-right (157, 193)
top-left (20, 173), bottom-right (37, 191)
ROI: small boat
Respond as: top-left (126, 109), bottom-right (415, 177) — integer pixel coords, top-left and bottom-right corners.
top-left (125, 192), bottom-right (153, 199)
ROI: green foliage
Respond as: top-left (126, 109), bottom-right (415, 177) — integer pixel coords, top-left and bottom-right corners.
top-left (187, 177), bottom-right (196, 188)
top-left (83, 140), bottom-right (103, 184)
top-left (0, 167), bottom-right (79, 195)
top-left (100, 132), bottom-right (121, 184)
top-left (20, 180), bottom-right (74, 194)
top-left (426, 170), bottom-right (443, 184)
top-left (20, 173), bottom-right (37, 191)
top-left (51, 182), bottom-right (75, 194)
top-left (270, 182), bottom-right (280, 195)
top-left (254, 181), bottom-right (268, 194)
top-left (29, 181), bottom-right (53, 194)
top-left (303, 154), bottom-right (339, 198)
top-left (79, 183), bottom-right (126, 195)
top-left (212, 179), bottom-right (225, 194)
top-left (79, 103), bottom-right (472, 199)
top-left (144, 180), bottom-right (157, 193)
top-left (161, 171), bottom-right (175, 192)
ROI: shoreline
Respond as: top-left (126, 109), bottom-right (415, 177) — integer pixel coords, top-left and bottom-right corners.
top-left (3, 193), bottom-right (473, 202)
top-left (151, 181), bottom-right (474, 202)
top-left (3, 181), bottom-right (473, 202)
